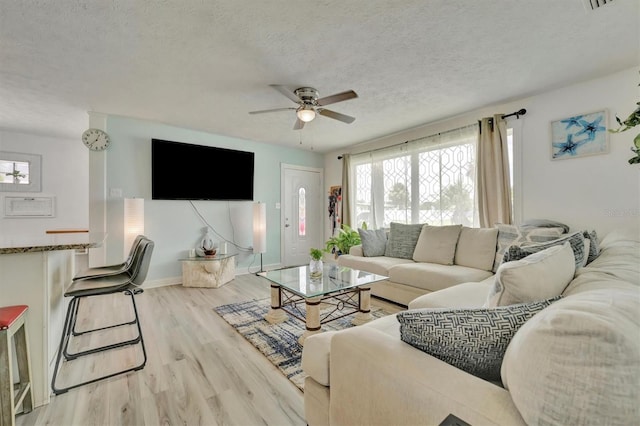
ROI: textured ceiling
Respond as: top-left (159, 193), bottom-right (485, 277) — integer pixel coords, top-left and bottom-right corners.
top-left (1, 0), bottom-right (638, 153)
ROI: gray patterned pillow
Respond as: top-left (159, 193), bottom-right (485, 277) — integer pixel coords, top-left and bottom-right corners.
top-left (384, 222), bottom-right (425, 259)
top-left (493, 224), bottom-right (565, 272)
top-left (503, 231), bottom-right (586, 270)
top-left (397, 297), bottom-right (560, 381)
top-left (358, 228), bottom-right (387, 257)
top-left (582, 230), bottom-right (600, 264)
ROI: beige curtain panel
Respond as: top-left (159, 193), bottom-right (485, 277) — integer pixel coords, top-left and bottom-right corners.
top-left (477, 114), bottom-right (513, 227)
top-left (341, 153), bottom-right (352, 227)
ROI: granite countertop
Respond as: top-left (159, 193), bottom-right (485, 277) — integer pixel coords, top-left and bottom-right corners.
top-left (0, 233), bottom-right (106, 254)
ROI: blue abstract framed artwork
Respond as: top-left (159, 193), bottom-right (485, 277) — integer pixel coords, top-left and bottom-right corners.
top-left (551, 110), bottom-right (608, 160)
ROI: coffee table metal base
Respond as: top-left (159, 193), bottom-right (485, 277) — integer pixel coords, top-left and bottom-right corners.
top-left (265, 283), bottom-right (373, 345)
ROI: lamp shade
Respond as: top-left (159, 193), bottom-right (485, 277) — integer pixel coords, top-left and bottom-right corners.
top-left (252, 201), bottom-right (266, 254)
top-left (124, 198), bottom-right (144, 256)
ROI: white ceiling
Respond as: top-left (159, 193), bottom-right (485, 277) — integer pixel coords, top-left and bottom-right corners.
top-left (1, 1), bottom-right (638, 153)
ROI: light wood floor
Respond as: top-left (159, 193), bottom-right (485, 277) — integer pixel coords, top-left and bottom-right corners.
top-left (17, 273), bottom-right (402, 426)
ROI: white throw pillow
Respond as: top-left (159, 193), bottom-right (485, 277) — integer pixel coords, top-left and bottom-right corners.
top-left (501, 286), bottom-right (640, 425)
top-left (485, 243), bottom-right (575, 307)
top-left (412, 225), bottom-right (462, 265)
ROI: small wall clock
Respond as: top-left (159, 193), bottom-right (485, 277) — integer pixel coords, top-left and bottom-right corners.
top-left (82, 128), bottom-right (111, 151)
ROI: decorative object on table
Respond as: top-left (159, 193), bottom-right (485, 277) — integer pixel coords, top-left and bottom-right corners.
top-left (253, 201), bottom-right (267, 272)
top-left (608, 73), bottom-right (640, 164)
top-left (81, 128), bottom-right (111, 151)
top-left (551, 110), bottom-right (608, 160)
top-left (328, 186), bottom-right (341, 234)
top-left (201, 228), bottom-right (217, 257)
top-left (213, 298), bottom-right (390, 391)
top-left (324, 223), bottom-right (364, 258)
top-left (309, 248), bottom-right (324, 279)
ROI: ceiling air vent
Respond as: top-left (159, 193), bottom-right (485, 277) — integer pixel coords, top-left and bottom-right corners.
top-left (582, 0), bottom-right (614, 11)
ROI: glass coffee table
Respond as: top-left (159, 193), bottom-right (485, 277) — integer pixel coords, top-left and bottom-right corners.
top-left (258, 264), bottom-right (388, 345)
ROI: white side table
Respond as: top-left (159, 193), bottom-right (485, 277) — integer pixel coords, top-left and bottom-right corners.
top-left (179, 254), bottom-right (237, 288)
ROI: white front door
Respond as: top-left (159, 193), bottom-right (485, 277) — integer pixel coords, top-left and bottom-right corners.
top-left (281, 164), bottom-right (323, 267)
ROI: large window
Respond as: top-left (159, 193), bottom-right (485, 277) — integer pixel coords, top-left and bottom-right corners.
top-left (351, 124), bottom-right (479, 229)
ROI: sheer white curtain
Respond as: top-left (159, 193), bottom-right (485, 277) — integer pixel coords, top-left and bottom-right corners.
top-left (350, 124), bottom-right (479, 230)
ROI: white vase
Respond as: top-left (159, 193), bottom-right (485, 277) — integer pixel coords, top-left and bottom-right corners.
top-left (309, 259), bottom-right (323, 279)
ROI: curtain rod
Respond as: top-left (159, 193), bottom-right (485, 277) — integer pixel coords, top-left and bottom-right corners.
top-left (338, 108), bottom-right (527, 159)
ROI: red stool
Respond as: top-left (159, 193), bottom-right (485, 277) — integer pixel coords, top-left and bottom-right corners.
top-left (0, 305), bottom-right (34, 426)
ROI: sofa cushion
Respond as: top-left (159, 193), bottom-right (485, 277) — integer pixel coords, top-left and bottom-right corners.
top-left (493, 223), bottom-right (565, 272)
top-left (412, 225), bottom-right (462, 265)
top-left (501, 286), bottom-right (640, 425)
top-left (503, 231), bottom-right (587, 270)
top-left (389, 263), bottom-right (493, 293)
top-left (301, 331), bottom-right (339, 386)
top-left (486, 243), bottom-right (575, 308)
top-left (337, 254), bottom-right (413, 277)
top-left (397, 297), bottom-right (560, 381)
top-left (384, 222), bottom-right (425, 259)
top-left (408, 277), bottom-right (495, 310)
top-left (358, 228), bottom-right (388, 257)
top-left (454, 227), bottom-right (499, 271)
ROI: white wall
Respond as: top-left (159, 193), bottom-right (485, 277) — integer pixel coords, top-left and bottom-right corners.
top-left (325, 66), bottom-right (640, 239)
top-left (0, 130), bottom-right (88, 236)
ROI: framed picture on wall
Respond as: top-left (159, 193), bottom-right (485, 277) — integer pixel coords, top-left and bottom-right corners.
top-left (551, 110), bottom-right (608, 160)
top-left (0, 151), bottom-right (42, 192)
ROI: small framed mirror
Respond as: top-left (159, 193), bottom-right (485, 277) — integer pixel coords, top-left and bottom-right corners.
top-left (0, 151), bottom-right (42, 192)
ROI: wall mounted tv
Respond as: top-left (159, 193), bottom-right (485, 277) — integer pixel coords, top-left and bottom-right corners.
top-left (151, 139), bottom-right (254, 201)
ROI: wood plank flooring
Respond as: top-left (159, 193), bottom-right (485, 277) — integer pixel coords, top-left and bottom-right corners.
top-left (16, 272), bottom-right (402, 426)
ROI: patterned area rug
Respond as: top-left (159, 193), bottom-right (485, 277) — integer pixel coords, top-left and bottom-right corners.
top-left (213, 298), bottom-right (391, 391)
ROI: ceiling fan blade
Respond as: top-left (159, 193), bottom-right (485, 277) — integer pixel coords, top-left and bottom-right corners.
top-left (318, 109), bottom-right (356, 124)
top-left (249, 107), bottom-right (296, 115)
top-left (270, 84), bottom-right (301, 104)
top-left (316, 90), bottom-right (358, 107)
top-left (293, 118), bottom-right (305, 130)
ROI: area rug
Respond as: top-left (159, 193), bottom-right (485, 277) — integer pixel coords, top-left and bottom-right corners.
top-left (213, 298), bottom-right (392, 391)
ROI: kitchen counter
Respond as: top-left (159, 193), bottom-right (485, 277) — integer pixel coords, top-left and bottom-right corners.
top-left (0, 232), bottom-right (105, 407)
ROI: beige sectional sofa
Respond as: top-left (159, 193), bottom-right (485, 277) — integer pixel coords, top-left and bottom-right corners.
top-left (302, 230), bottom-right (640, 426)
top-left (338, 223), bottom-right (564, 306)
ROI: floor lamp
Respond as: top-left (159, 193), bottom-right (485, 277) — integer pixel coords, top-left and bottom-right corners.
top-left (253, 201), bottom-right (266, 273)
top-left (124, 198), bottom-right (144, 256)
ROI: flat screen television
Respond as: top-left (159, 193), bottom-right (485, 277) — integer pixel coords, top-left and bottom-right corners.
top-left (151, 139), bottom-right (254, 201)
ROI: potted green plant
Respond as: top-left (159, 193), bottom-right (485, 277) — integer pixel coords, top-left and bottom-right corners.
top-left (309, 248), bottom-right (324, 278)
top-left (324, 223), bottom-right (366, 258)
top-left (609, 72), bottom-right (640, 164)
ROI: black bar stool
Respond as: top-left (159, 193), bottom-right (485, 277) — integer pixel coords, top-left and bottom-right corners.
top-left (51, 238), bottom-right (154, 394)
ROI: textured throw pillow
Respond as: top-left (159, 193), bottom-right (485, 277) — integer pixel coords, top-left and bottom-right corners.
top-left (493, 224), bottom-right (565, 272)
top-left (412, 225), bottom-right (462, 265)
top-left (454, 227), bottom-right (499, 271)
top-left (486, 243), bottom-right (575, 308)
top-left (384, 222), bottom-right (425, 259)
top-left (397, 297), bottom-right (560, 381)
top-left (358, 228), bottom-right (388, 257)
top-left (503, 231), bottom-right (587, 270)
top-left (582, 230), bottom-right (600, 264)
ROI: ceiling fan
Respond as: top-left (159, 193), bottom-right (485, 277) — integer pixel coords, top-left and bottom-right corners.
top-left (249, 85), bottom-right (358, 130)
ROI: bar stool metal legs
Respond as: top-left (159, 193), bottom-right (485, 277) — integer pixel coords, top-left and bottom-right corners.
top-left (51, 289), bottom-right (147, 395)
top-left (0, 305), bottom-right (34, 426)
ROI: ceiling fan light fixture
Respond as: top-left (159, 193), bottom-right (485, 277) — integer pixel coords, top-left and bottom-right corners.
top-left (296, 106), bottom-right (316, 122)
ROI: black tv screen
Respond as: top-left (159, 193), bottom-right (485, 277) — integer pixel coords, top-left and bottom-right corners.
top-left (152, 139), bottom-right (254, 200)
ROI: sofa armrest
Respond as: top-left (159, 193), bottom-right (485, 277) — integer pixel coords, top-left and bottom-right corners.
top-left (329, 327), bottom-right (525, 426)
top-left (348, 245), bottom-right (363, 256)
